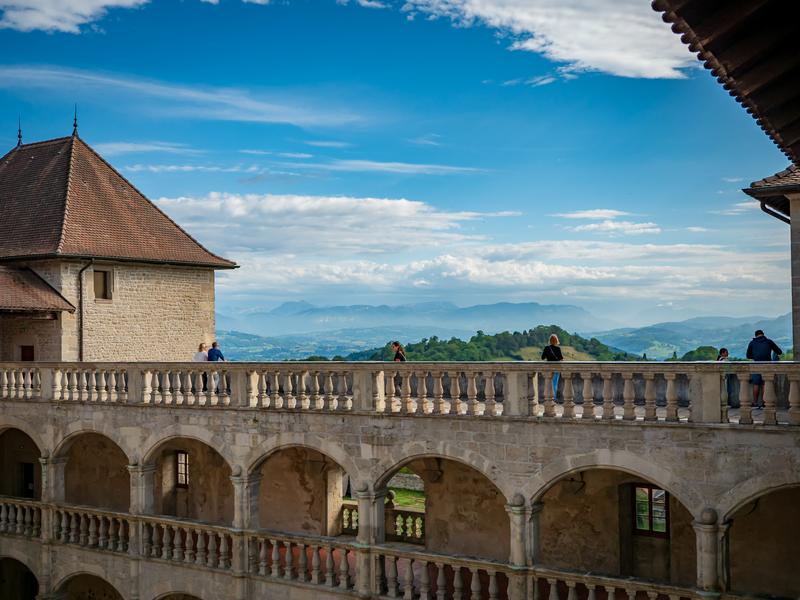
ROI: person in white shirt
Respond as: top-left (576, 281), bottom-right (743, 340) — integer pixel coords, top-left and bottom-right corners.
top-left (192, 343), bottom-right (208, 391)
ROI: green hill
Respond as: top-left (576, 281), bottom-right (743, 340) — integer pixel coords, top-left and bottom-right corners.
top-left (339, 325), bottom-right (636, 362)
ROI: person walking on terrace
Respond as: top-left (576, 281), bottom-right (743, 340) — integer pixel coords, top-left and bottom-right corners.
top-left (192, 342), bottom-right (209, 392)
top-left (746, 330), bottom-right (782, 409)
top-left (541, 333), bottom-right (564, 400)
top-left (391, 341), bottom-right (406, 362)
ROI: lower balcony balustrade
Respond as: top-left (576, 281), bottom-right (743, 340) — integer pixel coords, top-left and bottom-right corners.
top-left (0, 497), bottom-right (708, 600)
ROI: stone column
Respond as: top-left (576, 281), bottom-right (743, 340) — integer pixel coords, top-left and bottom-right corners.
top-left (39, 455), bottom-right (67, 504)
top-left (527, 501), bottom-right (544, 565)
top-left (354, 483), bottom-right (383, 597)
top-left (688, 370), bottom-right (722, 423)
top-left (717, 519), bottom-right (731, 593)
top-left (505, 493), bottom-right (529, 600)
top-left (790, 194), bottom-right (800, 357)
top-left (127, 463), bottom-right (156, 515)
top-left (230, 468), bottom-right (261, 530)
top-left (693, 508), bottom-right (720, 596)
top-left (504, 372), bottom-right (530, 416)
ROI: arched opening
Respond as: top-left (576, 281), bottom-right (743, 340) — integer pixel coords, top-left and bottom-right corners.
top-left (0, 557), bottom-right (38, 599)
top-left (537, 468), bottom-right (695, 586)
top-left (63, 433), bottom-right (130, 511)
top-left (149, 438), bottom-right (233, 526)
top-left (255, 446), bottom-right (347, 535)
top-left (156, 595), bottom-right (203, 600)
top-left (380, 457), bottom-right (509, 562)
top-left (0, 428), bottom-right (41, 499)
top-left (727, 485), bottom-right (800, 597)
top-left (57, 573), bottom-right (123, 600)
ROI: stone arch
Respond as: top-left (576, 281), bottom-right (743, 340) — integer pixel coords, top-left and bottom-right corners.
top-left (152, 589), bottom-right (205, 600)
top-left (250, 442), bottom-right (353, 536)
top-left (141, 425), bottom-right (236, 469)
top-left (0, 426), bottom-right (43, 499)
top-left (244, 434), bottom-right (361, 481)
top-left (55, 430), bottom-right (131, 511)
top-left (0, 417), bottom-right (47, 456)
top-left (54, 571), bottom-right (127, 600)
top-left (52, 426), bottom-right (132, 464)
top-left (525, 449), bottom-right (703, 518)
top-left (0, 555), bottom-right (39, 600)
top-left (146, 435), bottom-right (235, 526)
top-left (718, 470), bottom-right (800, 521)
top-left (372, 444), bottom-right (513, 502)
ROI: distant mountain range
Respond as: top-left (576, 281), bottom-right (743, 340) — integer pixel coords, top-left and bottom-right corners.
top-left (216, 300), bottom-right (603, 338)
top-left (215, 301), bottom-right (791, 361)
top-left (590, 313), bottom-right (791, 359)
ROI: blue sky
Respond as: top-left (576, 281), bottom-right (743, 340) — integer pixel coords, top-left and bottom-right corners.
top-left (0, 0), bottom-right (792, 325)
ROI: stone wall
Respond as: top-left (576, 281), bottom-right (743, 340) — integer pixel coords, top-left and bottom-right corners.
top-left (257, 447), bottom-right (344, 535)
top-left (152, 439), bottom-right (234, 525)
top-left (728, 486), bottom-right (800, 598)
top-left (6, 260), bottom-right (216, 362)
top-left (64, 433), bottom-right (130, 512)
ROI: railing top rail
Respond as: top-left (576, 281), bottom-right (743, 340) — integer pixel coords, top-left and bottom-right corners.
top-left (249, 527), bottom-right (359, 548)
top-left (531, 565), bottom-right (697, 595)
top-left (0, 495), bottom-right (44, 508)
top-left (375, 542), bottom-right (513, 571)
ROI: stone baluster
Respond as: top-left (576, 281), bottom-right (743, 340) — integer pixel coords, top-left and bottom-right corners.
top-left (101, 370), bottom-right (112, 402)
top-left (418, 560), bottom-right (430, 600)
top-left (338, 548), bottom-right (350, 589)
top-left (435, 563), bottom-right (446, 600)
top-left (183, 529), bottom-right (195, 563)
top-left (789, 375), bottom-right (800, 425)
top-left (0, 503), bottom-right (7, 532)
top-left (206, 531), bottom-right (218, 567)
top-left (323, 372), bottom-right (335, 411)
top-left (306, 371), bottom-right (318, 409)
top-left (385, 371), bottom-right (397, 413)
top-left (453, 567), bottom-right (463, 600)
top-left (586, 584), bottom-right (597, 600)
top-left (488, 571), bottom-right (498, 600)
top-left (433, 372), bottom-right (445, 414)
top-left (622, 373), bottom-right (636, 420)
top-left (543, 369), bottom-right (555, 417)
top-left (280, 371), bottom-right (292, 409)
top-left (220, 533), bottom-right (230, 569)
top-left (108, 370), bottom-right (118, 402)
top-left (449, 372), bottom-right (462, 414)
top-left (546, 578), bottom-right (558, 600)
top-left (85, 370), bottom-right (95, 402)
top-left (403, 558), bottom-right (415, 600)
top-left (151, 524), bottom-right (161, 556)
top-left (562, 373), bottom-right (575, 418)
top-left (470, 568), bottom-right (482, 600)
top-left (255, 372), bottom-right (267, 407)
top-left (173, 526), bottom-right (184, 561)
top-left (88, 514), bottom-right (98, 546)
top-left (643, 373), bottom-right (656, 421)
top-left (325, 546), bottom-right (335, 586)
top-left (270, 539), bottom-right (281, 577)
top-left (59, 510), bottom-right (68, 542)
top-left (97, 516), bottom-right (107, 549)
top-left (32, 508), bottom-right (40, 537)
top-left (466, 371), bottom-right (479, 415)
top-left (173, 370), bottom-right (185, 405)
top-left (107, 518), bottom-right (117, 550)
top-left (601, 373), bottom-right (614, 419)
top-left (6, 505), bottom-right (16, 534)
top-left (581, 374), bottom-right (594, 419)
top-left (79, 513), bottom-right (89, 545)
top-left (400, 372), bottom-right (412, 414)
top-left (385, 555), bottom-right (399, 597)
top-left (485, 372), bottom-right (497, 416)
top-left (68, 369), bottom-right (78, 401)
top-left (763, 373), bottom-right (777, 425)
top-left (296, 370), bottom-right (308, 409)
top-left (256, 539), bottom-right (267, 575)
top-left (281, 540), bottom-right (293, 579)
top-left (565, 581), bottom-right (577, 600)
top-left (416, 371), bottom-right (428, 415)
top-left (298, 543), bottom-right (308, 581)
top-left (26, 369), bottom-right (35, 399)
top-left (665, 373), bottom-right (679, 422)
top-left (161, 524), bottom-right (172, 559)
top-left (141, 522), bottom-right (152, 556)
top-left (311, 545), bottom-right (322, 584)
top-left (267, 371), bottom-right (279, 408)
top-left (155, 371), bottom-right (166, 404)
top-left (68, 511), bottom-right (79, 543)
top-left (195, 529), bottom-right (207, 565)
top-left (0, 369), bottom-right (7, 398)
top-left (207, 368), bottom-right (218, 406)
top-left (338, 372), bottom-right (349, 410)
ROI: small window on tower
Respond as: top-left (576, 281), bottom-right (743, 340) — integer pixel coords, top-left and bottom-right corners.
top-left (93, 270), bottom-right (112, 300)
top-left (176, 451), bottom-right (189, 488)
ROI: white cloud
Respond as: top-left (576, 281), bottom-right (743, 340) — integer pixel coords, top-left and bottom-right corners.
top-left (686, 226), bottom-right (711, 233)
top-left (305, 140), bottom-right (352, 148)
top-left (239, 150), bottom-right (314, 158)
top-left (0, 0), bottom-right (148, 33)
top-left (552, 209), bottom-right (632, 219)
top-left (125, 164), bottom-right (260, 174)
top-left (569, 220), bottom-right (661, 236)
top-left (93, 141), bottom-right (203, 156)
top-left (408, 133), bottom-right (443, 146)
top-left (320, 158), bottom-right (484, 175)
top-left (713, 201), bottom-right (760, 216)
top-left (0, 66), bottom-right (360, 127)
top-left (400, 0), bottom-right (695, 79)
top-left (155, 192), bottom-right (517, 255)
top-left (722, 177), bottom-right (744, 183)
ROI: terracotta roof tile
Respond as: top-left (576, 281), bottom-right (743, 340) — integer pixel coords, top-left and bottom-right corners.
top-left (749, 165), bottom-right (800, 190)
top-left (0, 135), bottom-right (236, 268)
top-left (0, 266), bottom-right (75, 312)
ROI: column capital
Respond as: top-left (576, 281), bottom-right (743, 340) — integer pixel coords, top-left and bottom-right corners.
top-left (505, 492), bottom-right (527, 515)
top-left (127, 463), bottom-right (157, 475)
top-left (230, 471), bottom-right (262, 486)
top-left (39, 456), bottom-right (68, 466)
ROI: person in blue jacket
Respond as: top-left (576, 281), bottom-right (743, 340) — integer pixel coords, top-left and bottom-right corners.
top-left (746, 330), bottom-right (782, 409)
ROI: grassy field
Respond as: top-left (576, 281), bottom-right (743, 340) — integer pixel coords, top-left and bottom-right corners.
top-left (514, 345), bottom-right (595, 361)
top-left (390, 488), bottom-right (425, 510)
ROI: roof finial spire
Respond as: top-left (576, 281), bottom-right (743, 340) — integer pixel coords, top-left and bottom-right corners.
top-left (72, 104), bottom-right (78, 136)
top-left (17, 116), bottom-right (22, 146)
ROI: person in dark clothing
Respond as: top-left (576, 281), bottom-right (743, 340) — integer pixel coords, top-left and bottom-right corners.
top-left (542, 334), bottom-right (564, 399)
top-left (207, 341), bottom-right (226, 362)
top-left (746, 330), bottom-right (782, 408)
top-left (391, 341), bottom-right (406, 362)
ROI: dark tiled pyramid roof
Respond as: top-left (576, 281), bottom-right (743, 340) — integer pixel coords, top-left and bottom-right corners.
top-left (0, 135), bottom-right (236, 268)
top-left (0, 266), bottom-right (75, 312)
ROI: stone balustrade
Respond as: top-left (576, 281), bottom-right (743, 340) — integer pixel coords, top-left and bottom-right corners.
top-left (2, 361), bottom-right (799, 426)
top-left (342, 502), bottom-right (425, 544)
top-left (1, 497), bottom-right (709, 600)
